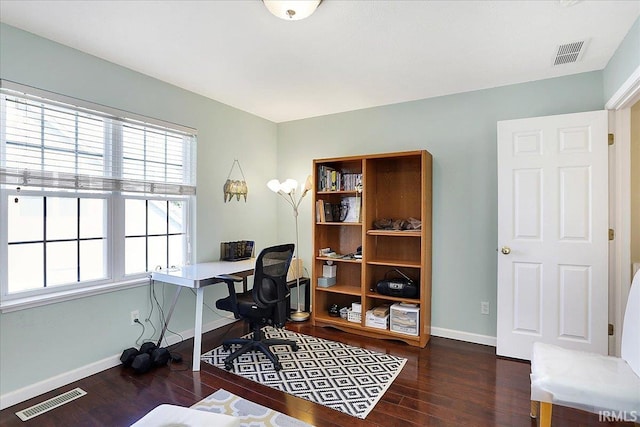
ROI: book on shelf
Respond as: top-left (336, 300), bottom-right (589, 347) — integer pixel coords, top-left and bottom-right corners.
top-left (317, 165), bottom-right (363, 192)
top-left (317, 166), bottom-right (335, 192)
top-left (342, 196), bottom-right (361, 223)
top-left (316, 199), bottom-right (325, 223)
top-left (342, 173), bottom-right (362, 192)
top-left (323, 201), bottom-right (334, 222)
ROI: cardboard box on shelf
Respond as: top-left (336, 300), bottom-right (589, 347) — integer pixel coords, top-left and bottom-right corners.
top-left (365, 310), bottom-right (389, 329)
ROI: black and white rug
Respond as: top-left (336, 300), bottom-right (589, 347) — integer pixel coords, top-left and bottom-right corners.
top-left (201, 327), bottom-right (407, 419)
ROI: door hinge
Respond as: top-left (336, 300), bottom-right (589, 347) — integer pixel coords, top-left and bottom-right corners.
top-left (609, 228), bottom-right (615, 240)
top-left (608, 323), bottom-right (614, 336)
top-left (608, 133), bottom-right (614, 145)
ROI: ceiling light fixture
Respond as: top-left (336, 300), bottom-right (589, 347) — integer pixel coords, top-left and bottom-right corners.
top-left (263, 0), bottom-right (322, 21)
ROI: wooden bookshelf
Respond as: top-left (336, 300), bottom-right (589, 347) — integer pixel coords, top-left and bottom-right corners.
top-left (311, 150), bottom-right (432, 347)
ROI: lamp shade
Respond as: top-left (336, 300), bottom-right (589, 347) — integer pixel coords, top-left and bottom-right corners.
top-left (280, 179), bottom-right (298, 194)
top-left (263, 0), bottom-right (321, 21)
top-left (267, 179), bottom-right (281, 193)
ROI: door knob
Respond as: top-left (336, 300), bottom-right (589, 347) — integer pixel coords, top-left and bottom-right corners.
top-left (501, 246), bottom-right (511, 255)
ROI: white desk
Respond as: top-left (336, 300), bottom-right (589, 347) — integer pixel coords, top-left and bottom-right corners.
top-left (151, 258), bottom-right (255, 371)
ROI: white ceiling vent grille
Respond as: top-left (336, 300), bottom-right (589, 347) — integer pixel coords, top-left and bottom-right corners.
top-left (553, 40), bottom-right (587, 66)
top-left (15, 388), bottom-right (87, 421)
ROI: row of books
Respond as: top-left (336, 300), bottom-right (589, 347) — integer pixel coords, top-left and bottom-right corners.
top-left (317, 166), bottom-right (362, 192)
top-left (316, 197), bottom-right (361, 223)
top-left (220, 240), bottom-right (254, 261)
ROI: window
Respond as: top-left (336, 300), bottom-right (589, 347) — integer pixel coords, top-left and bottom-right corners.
top-left (0, 81), bottom-right (197, 307)
top-left (7, 194), bottom-right (108, 293)
top-left (124, 198), bottom-right (186, 274)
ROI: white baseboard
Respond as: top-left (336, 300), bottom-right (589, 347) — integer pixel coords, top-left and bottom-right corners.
top-left (0, 354), bottom-right (121, 411)
top-left (1, 320), bottom-right (492, 410)
top-left (431, 326), bottom-right (497, 347)
top-left (0, 316), bottom-right (236, 411)
top-left (160, 316), bottom-right (237, 347)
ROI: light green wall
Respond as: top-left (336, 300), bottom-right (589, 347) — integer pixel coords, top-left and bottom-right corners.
top-left (0, 23), bottom-right (279, 396)
top-left (276, 72), bottom-right (605, 338)
top-left (603, 16), bottom-right (640, 103)
top-left (2, 14), bottom-right (638, 402)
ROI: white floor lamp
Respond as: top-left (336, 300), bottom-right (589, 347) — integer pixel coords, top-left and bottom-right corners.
top-left (267, 176), bottom-right (313, 322)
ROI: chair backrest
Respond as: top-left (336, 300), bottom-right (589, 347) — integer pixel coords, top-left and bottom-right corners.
top-left (621, 269), bottom-right (640, 376)
top-left (252, 244), bottom-right (295, 311)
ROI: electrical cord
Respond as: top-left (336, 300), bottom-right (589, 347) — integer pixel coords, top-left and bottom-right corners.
top-left (134, 318), bottom-right (145, 346)
top-left (133, 277), bottom-right (244, 369)
top-left (147, 279), bottom-right (191, 371)
top-left (146, 278), bottom-right (158, 339)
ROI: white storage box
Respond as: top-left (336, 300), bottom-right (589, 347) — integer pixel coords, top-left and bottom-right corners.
top-left (390, 303), bottom-right (420, 336)
top-left (351, 302), bottom-right (362, 313)
top-left (347, 309), bottom-right (361, 323)
top-left (317, 277), bottom-right (336, 288)
top-left (365, 310), bottom-right (389, 329)
top-left (322, 264), bottom-right (337, 278)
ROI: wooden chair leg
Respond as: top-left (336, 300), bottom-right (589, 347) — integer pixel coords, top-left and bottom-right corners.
top-left (539, 402), bottom-right (552, 427)
top-left (530, 400), bottom-right (539, 418)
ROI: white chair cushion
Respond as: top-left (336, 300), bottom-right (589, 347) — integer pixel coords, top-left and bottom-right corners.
top-left (130, 404), bottom-right (241, 427)
top-left (531, 341), bottom-right (640, 414)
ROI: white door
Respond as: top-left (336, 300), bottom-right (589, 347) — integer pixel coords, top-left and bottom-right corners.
top-left (496, 110), bottom-right (609, 360)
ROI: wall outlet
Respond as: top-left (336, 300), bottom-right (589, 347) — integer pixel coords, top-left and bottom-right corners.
top-left (480, 301), bottom-right (490, 315)
top-left (130, 310), bottom-right (140, 325)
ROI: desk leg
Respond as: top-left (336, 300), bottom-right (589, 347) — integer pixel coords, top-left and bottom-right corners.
top-left (192, 288), bottom-right (204, 371)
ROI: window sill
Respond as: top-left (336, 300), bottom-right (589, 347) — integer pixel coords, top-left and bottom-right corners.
top-left (0, 277), bottom-right (150, 314)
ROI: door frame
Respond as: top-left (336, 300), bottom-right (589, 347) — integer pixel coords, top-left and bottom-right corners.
top-left (606, 64), bottom-right (640, 355)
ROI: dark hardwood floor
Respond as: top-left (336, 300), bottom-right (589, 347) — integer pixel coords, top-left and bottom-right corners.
top-left (0, 322), bottom-right (633, 426)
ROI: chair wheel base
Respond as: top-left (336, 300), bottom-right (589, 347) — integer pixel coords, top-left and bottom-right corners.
top-left (224, 362), bottom-right (233, 370)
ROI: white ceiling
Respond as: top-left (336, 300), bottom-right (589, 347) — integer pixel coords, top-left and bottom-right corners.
top-left (1, 0), bottom-right (639, 123)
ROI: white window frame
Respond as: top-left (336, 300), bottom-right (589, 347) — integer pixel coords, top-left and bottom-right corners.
top-left (0, 80), bottom-right (196, 313)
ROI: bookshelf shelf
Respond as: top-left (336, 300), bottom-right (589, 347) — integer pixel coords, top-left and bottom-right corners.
top-left (311, 150), bottom-right (432, 348)
top-left (366, 230), bottom-right (421, 237)
top-left (315, 284), bottom-right (361, 296)
top-left (366, 259), bottom-right (422, 269)
top-left (316, 222), bottom-right (362, 226)
top-left (317, 190), bottom-right (358, 195)
top-left (316, 256), bottom-right (362, 264)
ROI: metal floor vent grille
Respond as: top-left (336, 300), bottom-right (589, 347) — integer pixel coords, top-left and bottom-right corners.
top-left (15, 388), bottom-right (87, 421)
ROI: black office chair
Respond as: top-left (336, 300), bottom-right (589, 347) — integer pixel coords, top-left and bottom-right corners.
top-left (215, 244), bottom-right (299, 371)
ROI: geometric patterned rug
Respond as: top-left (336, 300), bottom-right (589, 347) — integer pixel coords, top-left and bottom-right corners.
top-left (201, 327), bottom-right (407, 419)
top-left (192, 388), bottom-right (314, 427)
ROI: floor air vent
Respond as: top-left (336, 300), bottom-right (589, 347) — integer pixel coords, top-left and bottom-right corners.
top-left (15, 388), bottom-right (87, 421)
top-left (553, 40), bottom-right (587, 65)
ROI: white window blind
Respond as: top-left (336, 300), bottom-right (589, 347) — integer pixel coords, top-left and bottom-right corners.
top-left (0, 81), bottom-right (196, 195)
top-left (1, 81), bottom-right (196, 309)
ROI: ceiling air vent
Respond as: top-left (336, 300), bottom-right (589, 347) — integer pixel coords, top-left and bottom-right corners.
top-left (553, 40), bottom-right (587, 66)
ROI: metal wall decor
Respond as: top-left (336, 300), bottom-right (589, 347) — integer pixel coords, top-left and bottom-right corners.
top-left (223, 159), bottom-right (248, 202)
